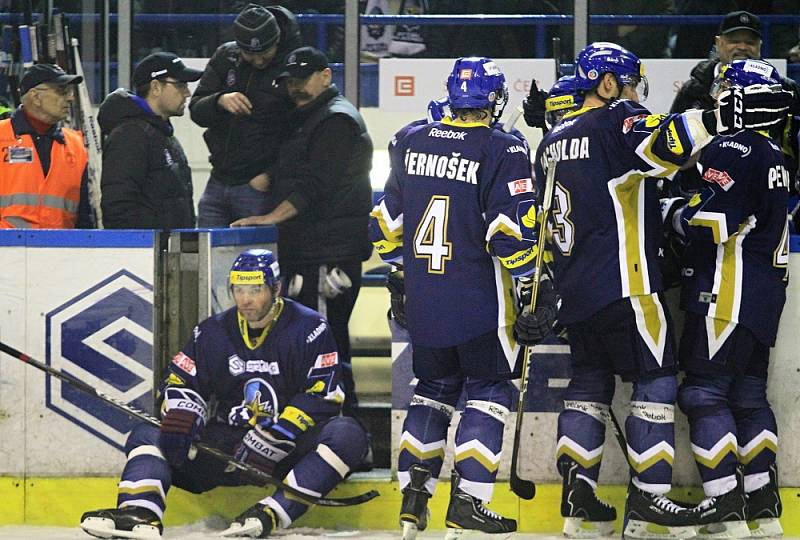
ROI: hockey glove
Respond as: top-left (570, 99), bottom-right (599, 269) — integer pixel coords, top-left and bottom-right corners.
top-left (523, 79), bottom-right (548, 130)
top-left (514, 276), bottom-right (559, 346)
top-left (234, 424), bottom-right (296, 476)
top-left (712, 85), bottom-right (793, 135)
top-left (159, 387), bottom-right (208, 467)
top-left (386, 270), bottom-right (407, 329)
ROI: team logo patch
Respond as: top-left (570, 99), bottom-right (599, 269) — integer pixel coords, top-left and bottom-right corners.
top-left (228, 378), bottom-right (279, 427)
top-left (459, 68), bottom-right (473, 80)
top-left (171, 352), bottom-right (197, 376)
top-left (703, 168), bottom-right (735, 191)
top-left (516, 198), bottom-right (538, 241)
top-left (587, 69), bottom-right (598, 80)
top-left (314, 352), bottom-right (339, 369)
top-left (622, 114), bottom-right (648, 133)
top-left (488, 91), bottom-right (497, 102)
top-left (508, 178), bottom-right (534, 196)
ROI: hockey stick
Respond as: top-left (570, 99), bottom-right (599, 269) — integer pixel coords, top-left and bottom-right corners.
top-left (0, 340), bottom-right (379, 507)
top-left (509, 156), bottom-right (558, 500)
top-left (71, 37), bottom-right (104, 228)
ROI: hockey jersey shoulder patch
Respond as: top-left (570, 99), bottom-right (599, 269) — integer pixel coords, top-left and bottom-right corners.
top-left (171, 352), bottom-right (197, 376)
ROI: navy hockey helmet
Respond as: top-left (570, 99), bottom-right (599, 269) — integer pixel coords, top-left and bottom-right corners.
top-left (710, 59), bottom-right (781, 98)
top-left (230, 249), bottom-right (280, 288)
top-left (574, 42), bottom-right (648, 101)
top-left (446, 57), bottom-right (508, 123)
top-left (545, 75), bottom-right (584, 128)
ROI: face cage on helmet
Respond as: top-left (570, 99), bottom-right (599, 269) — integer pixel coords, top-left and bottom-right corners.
top-left (618, 73), bottom-right (649, 101)
top-left (491, 83), bottom-right (509, 125)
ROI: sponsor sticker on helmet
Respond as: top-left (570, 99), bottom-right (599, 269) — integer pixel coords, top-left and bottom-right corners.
top-left (459, 68), bottom-right (473, 80)
top-left (483, 61), bottom-right (501, 75)
top-left (587, 69), bottom-right (598, 80)
top-left (230, 270), bottom-right (265, 285)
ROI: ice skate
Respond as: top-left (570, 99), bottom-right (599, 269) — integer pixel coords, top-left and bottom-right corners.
top-left (220, 503), bottom-right (277, 538)
top-left (80, 506), bottom-right (162, 539)
top-left (560, 462), bottom-right (616, 538)
top-left (746, 464), bottom-right (783, 538)
top-left (400, 463), bottom-right (432, 540)
top-left (690, 471), bottom-right (748, 539)
top-left (444, 470), bottom-right (516, 539)
top-left (623, 482), bottom-right (697, 539)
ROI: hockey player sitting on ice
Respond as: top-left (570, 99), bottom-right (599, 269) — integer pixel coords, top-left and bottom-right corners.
top-left (532, 42), bottom-right (792, 539)
top-left (370, 56), bottom-right (559, 539)
top-left (80, 249), bottom-right (368, 539)
top-left (661, 59), bottom-right (792, 539)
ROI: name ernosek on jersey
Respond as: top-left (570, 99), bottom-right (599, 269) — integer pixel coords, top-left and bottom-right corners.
top-left (404, 150), bottom-right (480, 184)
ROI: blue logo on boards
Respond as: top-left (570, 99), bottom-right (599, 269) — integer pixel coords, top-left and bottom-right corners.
top-left (45, 269), bottom-right (154, 450)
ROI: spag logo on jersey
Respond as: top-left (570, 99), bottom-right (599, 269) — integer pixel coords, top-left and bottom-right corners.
top-left (516, 198), bottom-right (538, 241)
top-left (507, 177), bottom-right (534, 196)
top-left (703, 167), bottom-right (735, 191)
top-left (228, 378), bottom-right (279, 428)
top-left (45, 270), bottom-right (154, 451)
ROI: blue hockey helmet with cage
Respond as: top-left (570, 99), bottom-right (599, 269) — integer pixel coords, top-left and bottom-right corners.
top-left (574, 42), bottom-right (648, 100)
top-left (710, 59), bottom-right (781, 98)
top-left (545, 75), bottom-right (584, 127)
top-left (446, 57), bottom-right (508, 122)
top-left (229, 249), bottom-right (280, 288)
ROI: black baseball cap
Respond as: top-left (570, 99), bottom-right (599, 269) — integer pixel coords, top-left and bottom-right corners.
top-left (276, 47), bottom-right (329, 81)
top-left (718, 11), bottom-right (761, 38)
top-left (234, 4), bottom-right (281, 53)
top-left (19, 63), bottom-right (82, 95)
top-left (133, 52), bottom-right (203, 88)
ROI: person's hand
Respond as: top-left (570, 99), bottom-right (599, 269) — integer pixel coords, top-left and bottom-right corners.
top-left (233, 424), bottom-right (296, 476)
top-left (248, 173), bottom-right (270, 193)
top-left (231, 214), bottom-right (273, 227)
top-left (159, 387), bottom-right (208, 468)
top-left (715, 85), bottom-right (792, 134)
top-left (218, 92), bottom-right (253, 116)
top-left (386, 270), bottom-right (406, 328)
top-left (523, 79), bottom-right (548, 129)
top-left (514, 276), bottom-right (559, 346)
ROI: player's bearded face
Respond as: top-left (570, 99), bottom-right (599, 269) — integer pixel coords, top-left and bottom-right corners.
top-left (233, 284), bottom-right (275, 323)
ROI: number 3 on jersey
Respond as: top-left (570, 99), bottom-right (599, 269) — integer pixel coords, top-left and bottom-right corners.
top-left (414, 196), bottom-right (453, 273)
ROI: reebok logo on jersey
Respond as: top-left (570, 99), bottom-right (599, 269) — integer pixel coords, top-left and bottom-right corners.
top-left (507, 178), bottom-right (534, 195)
top-left (427, 127), bottom-right (466, 140)
top-left (171, 352), bottom-right (197, 376)
top-left (404, 150), bottom-right (479, 184)
top-left (313, 352), bottom-right (339, 368)
top-left (703, 168), bottom-right (735, 191)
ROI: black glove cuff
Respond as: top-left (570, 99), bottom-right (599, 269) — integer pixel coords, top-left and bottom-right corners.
top-left (702, 109), bottom-right (718, 136)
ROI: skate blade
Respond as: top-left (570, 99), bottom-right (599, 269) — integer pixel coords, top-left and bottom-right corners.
top-left (80, 517), bottom-right (162, 539)
top-left (220, 517), bottom-right (264, 538)
top-left (697, 520), bottom-right (750, 539)
top-left (624, 519), bottom-right (697, 540)
top-left (443, 528), bottom-right (513, 540)
top-left (563, 516), bottom-right (615, 538)
top-left (747, 518), bottom-right (783, 538)
top-left (402, 521), bottom-right (420, 540)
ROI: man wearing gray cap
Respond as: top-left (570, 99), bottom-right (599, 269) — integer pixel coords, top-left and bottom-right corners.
top-left (189, 3), bottom-right (302, 228)
top-left (0, 63), bottom-right (93, 229)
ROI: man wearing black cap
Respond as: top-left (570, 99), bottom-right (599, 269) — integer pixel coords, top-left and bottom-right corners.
top-left (189, 3), bottom-right (302, 228)
top-left (232, 46), bottom-right (374, 422)
top-left (97, 52), bottom-right (203, 229)
top-left (0, 63), bottom-right (93, 229)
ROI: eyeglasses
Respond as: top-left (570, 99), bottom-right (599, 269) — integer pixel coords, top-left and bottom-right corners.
top-left (160, 79), bottom-right (189, 91)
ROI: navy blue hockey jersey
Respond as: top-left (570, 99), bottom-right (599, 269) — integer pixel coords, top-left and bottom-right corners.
top-left (161, 298), bottom-right (343, 438)
top-left (533, 101), bottom-right (714, 326)
top-left (679, 130), bottom-right (790, 348)
top-left (370, 117), bottom-right (538, 354)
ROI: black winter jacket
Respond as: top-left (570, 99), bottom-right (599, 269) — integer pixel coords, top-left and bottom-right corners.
top-left (97, 89), bottom-right (195, 229)
top-left (189, 5), bottom-right (301, 185)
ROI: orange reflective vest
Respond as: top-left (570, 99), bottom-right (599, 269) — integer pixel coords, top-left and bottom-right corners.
top-left (0, 118), bottom-right (87, 229)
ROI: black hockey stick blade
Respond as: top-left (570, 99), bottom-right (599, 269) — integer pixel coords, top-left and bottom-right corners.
top-left (509, 444), bottom-right (536, 499)
top-left (0, 340), bottom-right (379, 507)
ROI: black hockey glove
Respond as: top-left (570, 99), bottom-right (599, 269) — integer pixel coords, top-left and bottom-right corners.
top-left (159, 387), bottom-right (208, 467)
top-left (386, 270), bottom-right (407, 329)
top-left (234, 424), bottom-right (296, 476)
top-left (523, 79), bottom-right (548, 130)
top-left (514, 276), bottom-right (559, 346)
top-left (710, 85), bottom-right (793, 135)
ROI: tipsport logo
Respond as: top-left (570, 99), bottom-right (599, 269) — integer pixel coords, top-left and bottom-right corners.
top-left (45, 270), bottom-right (154, 450)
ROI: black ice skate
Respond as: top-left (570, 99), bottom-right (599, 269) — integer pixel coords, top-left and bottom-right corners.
top-left (400, 463), bottom-right (432, 540)
top-left (80, 505), bottom-right (162, 539)
top-left (624, 482), bottom-right (697, 540)
top-left (444, 470), bottom-right (517, 539)
top-left (689, 469), bottom-right (748, 539)
top-left (220, 503), bottom-right (278, 538)
top-left (560, 462), bottom-right (616, 538)
top-left (746, 463), bottom-right (783, 538)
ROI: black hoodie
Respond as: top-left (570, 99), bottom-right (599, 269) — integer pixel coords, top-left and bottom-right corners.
top-left (98, 88), bottom-right (195, 229)
top-left (189, 5), bottom-right (302, 185)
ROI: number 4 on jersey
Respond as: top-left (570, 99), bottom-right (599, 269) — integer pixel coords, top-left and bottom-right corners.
top-left (414, 196), bottom-right (453, 273)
